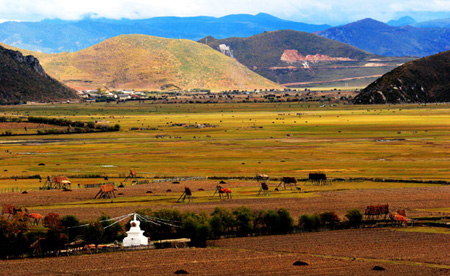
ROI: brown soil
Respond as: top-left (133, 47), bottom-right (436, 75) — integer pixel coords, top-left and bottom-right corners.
top-left (1, 229), bottom-right (449, 275)
top-left (1, 180), bottom-right (449, 221)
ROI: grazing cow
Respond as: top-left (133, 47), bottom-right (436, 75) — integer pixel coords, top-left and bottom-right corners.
top-left (257, 182), bottom-right (269, 196)
top-left (277, 177), bottom-right (299, 190)
top-left (306, 173), bottom-right (330, 186)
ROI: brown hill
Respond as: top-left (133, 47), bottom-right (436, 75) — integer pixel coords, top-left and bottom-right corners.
top-left (2, 35), bottom-right (282, 91)
top-left (0, 45), bottom-right (78, 104)
top-left (354, 50), bottom-right (450, 104)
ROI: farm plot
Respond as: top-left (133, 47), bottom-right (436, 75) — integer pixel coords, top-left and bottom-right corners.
top-left (1, 230), bottom-right (448, 276)
top-left (212, 228), bottom-right (450, 272)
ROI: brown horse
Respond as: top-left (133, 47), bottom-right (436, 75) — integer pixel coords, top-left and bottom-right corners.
top-left (215, 185), bottom-right (232, 199)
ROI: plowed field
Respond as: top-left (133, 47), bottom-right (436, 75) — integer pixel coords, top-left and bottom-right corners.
top-left (2, 229), bottom-right (449, 276)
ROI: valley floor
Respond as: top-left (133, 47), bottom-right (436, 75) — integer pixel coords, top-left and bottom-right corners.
top-left (2, 228), bottom-right (449, 276)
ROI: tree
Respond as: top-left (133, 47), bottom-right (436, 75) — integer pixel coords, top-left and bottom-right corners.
top-left (99, 214), bottom-right (123, 244)
top-left (320, 211), bottom-right (340, 230)
top-left (84, 222), bottom-right (104, 248)
top-left (232, 206), bottom-right (255, 236)
top-left (345, 209), bottom-right (363, 228)
top-left (210, 207), bottom-right (234, 237)
top-left (180, 212), bottom-right (210, 247)
top-left (298, 214), bottom-right (321, 232)
top-left (61, 215), bottom-right (80, 242)
top-left (264, 210), bottom-right (280, 234)
top-left (277, 208), bottom-right (294, 234)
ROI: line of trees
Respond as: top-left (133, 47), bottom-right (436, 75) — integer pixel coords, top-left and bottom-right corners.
top-left (0, 207), bottom-right (363, 259)
top-left (0, 116), bottom-right (120, 136)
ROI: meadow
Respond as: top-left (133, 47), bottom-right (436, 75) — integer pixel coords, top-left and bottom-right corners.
top-left (1, 100), bottom-right (450, 275)
top-left (0, 101), bottom-right (448, 189)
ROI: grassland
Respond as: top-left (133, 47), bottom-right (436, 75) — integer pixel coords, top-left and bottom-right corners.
top-left (0, 101), bottom-right (448, 184)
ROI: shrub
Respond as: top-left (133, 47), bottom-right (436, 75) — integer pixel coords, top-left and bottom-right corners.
top-left (345, 209), bottom-right (363, 228)
top-left (232, 206), bottom-right (255, 236)
top-left (277, 208), bottom-right (294, 234)
top-left (209, 207), bottom-right (234, 238)
top-left (298, 214), bottom-right (321, 232)
top-left (99, 214), bottom-right (124, 244)
top-left (180, 212), bottom-right (210, 247)
top-left (84, 222), bottom-right (104, 247)
top-left (320, 211), bottom-right (341, 230)
top-left (264, 210), bottom-right (280, 234)
top-left (61, 215), bottom-right (80, 242)
top-left (138, 208), bottom-right (182, 240)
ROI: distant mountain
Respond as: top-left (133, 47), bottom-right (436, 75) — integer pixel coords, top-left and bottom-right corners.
top-left (387, 16), bottom-right (416, 27)
top-left (199, 30), bottom-right (410, 87)
top-left (318, 18), bottom-right (450, 57)
top-left (0, 45), bottom-right (77, 104)
top-left (354, 50), bottom-right (450, 104)
top-left (413, 18), bottom-right (450, 28)
top-left (1, 35), bottom-right (282, 91)
top-left (0, 13), bottom-right (330, 53)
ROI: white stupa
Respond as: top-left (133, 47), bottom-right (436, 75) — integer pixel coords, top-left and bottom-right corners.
top-left (123, 214), bottom-right (149, 247)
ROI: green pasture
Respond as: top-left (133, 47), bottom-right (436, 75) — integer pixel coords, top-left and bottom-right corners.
top-left (0, 102), bottom-right (449, 187)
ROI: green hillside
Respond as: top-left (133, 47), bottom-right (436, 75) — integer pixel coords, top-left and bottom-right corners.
top-left (2, 35), bottom-right (283, 92)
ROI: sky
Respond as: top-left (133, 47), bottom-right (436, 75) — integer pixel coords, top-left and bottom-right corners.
top-left (0, 0), bottom-right (450, 25)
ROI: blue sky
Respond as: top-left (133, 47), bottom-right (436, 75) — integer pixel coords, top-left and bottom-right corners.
top-left (0, 0), bottom-right (449, 25)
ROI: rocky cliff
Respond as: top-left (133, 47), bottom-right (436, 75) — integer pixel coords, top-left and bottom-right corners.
top-left (0, 45), bottom-right (78, 104)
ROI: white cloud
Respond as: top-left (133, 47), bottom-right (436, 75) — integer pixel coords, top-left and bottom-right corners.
top-left (0, 0), bottom-right (449, 24)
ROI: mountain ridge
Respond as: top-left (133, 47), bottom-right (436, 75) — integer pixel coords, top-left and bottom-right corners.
top-left (0, 45), bottom-right (78, 104)
top-left (354, 50), bottom-right (450, 104)
top-left (0, 13), bottom-right (330, 53)
top-left (317, 18), bottom-right (450, 57)
top-left (1, 35), bottom-right (283, 92)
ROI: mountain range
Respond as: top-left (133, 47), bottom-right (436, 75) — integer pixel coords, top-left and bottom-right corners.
top-left (318, 18), bottom-right (450, 57)
top-left (1, 35), bottom-right (282, 92)
top-left (1, 14), bottom-right (449, 58)
top-left (0, 45), bottom-right (77, 104)
top-left (354, 50), bottom-right (450, 104)
top-left (0, 13), bottom-right (330, 53)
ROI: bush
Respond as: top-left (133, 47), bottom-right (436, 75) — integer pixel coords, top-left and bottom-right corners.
top-left (232, 206), bottom-right (255, 236)
top-left (180, 212), bottom-right (210, 247)
top-left (84, 222), bottom-right (104, 247)
top-left (137, 208), bottom-right (182, 240)
top-left (298, 214), bottom-right (321, 232)
top-left (209, 207), bottom-right (234, 238)
top-left (264, 210), bottom-right (280, 234)
top-left (277, 208), bottom-right (294, 234)
top-left (320, 211), bottom-right (341, 230)
top-left (61, 215), bottom-right (80, 242)
top-left (99, 214), bottom-right (124, 243)
top-left (345, 209), bottom-right (363, 228)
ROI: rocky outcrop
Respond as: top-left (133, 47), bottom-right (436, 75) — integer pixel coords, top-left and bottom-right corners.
top-left (0, 47), bottom-right (47, 76)
top-left (353, 50), bottom-right (450, 104)
top-left (0, 45), bottom-right (78, 104)
top-left (280, 49), bottom-right (355, 64)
